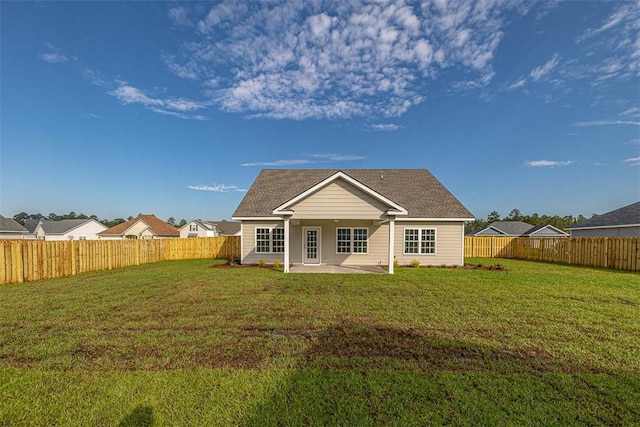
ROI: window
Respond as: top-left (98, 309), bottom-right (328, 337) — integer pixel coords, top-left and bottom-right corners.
top-left (190, 224), bottom-right (198, 232)
top-left (336, 228), bottom-right (368, 254)
top-left (256, 227), bottom-right (284, 253)
top-left (79, 236), bottom-right (87, 241)
top-left (404, 228), bottom-right (436, 255)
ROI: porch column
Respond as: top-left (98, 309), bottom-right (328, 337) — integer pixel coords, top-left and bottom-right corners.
top-left (283, 217), bottom-right (290, 273)
top-left (388, 216), bottom-right (395, 274)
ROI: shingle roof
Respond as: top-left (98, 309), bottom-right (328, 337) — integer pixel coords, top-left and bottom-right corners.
top-left (566, 201), bottom-right (640, 229)
top-left (98, 214), bottom-right (179, 237)
top-left (485, 221), bottom-right (535, 236)
top-left (0, 215), bottom-right (28, 233)
top-left (233, 169), bottom-right (473, 219)
top-left (36, 219), bottom-right (97, 234)
top-left (213, 220), bottom-right (241, 235)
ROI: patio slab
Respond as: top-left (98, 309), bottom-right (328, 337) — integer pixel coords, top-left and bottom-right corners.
top-left (289, 265), bottom-right (387, 274)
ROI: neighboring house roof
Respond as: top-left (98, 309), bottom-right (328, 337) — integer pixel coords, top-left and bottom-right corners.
top-left (471, 221), bottom-right (569, 237)
top-left (35, 219), bottom-right (101, 235)
top-left (98, 214), bottom-right (179, 237)
top-left (0, 215), bottom-right (28, 233)
top-left (474, 221), bottom-right (535, 236)
top-left (566, 201), bottom-right (640, 230)
top-left (523, 224), bottom-right (569, 237)
top-left (24, 219), bottom-right (41, 233)
top-left (213, 220), bottom-right (241, 235)
top-left (233, 169), bottom-right (474, 219)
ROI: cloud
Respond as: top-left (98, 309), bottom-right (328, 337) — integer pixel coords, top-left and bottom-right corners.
top-left (624, 156), bottom-right (640, 166)
top-left (507, 76), bottom-right (526, 90)
top-left (39, 43), bottom-right (68, 63)
top-left (167, 1), bottom-right (524, 120)
top-left (108, 81), bottom-right (208, 120)
top-left (530, 53), bottom-right (561, 81)
top-left (575, 120), bottom-right (640, 127)
top-left (82, 68), bottom-right (107, 87)
top-left (241, 159), bottom-right (311, 167)
top-left (627, 138), bottom-right (640, 145)
top-left (242, 153), bottom-right (366, 166)
top-left (187, 184), bottom-right (247, 192)
top-left (368, 123), bottom-right (401, 132)
top-left (168, 6), bottom-right (193, 27)
top-left (524, 160), bottom-right (573, 167)
top-left (83, 113), bottom-right (104, 120)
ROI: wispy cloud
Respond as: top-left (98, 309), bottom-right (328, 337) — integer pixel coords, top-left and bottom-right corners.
top-left (39, 43), bottom-right (68, 63)
top-left (575, 120), bottom-right (640, 127)
top-left (368, 124), bottom-right (401, 132)
top-left (627, 138), bottom-right (640, 145)
top-left (166, 1), bottom-right (525, 120)
top-left (83, 113), bottom-right (104, 120)
top-left (530, 53), bottom-right (561, 81)
top-left (108, 81), bottom-right (208, 120)
top-left (623, 156), bottom-right (640, 166)
top-left (241, 159), bottom-right (311, 167)
top-left (82, 68), bottom-right (107, 87)
top-left (242, 153), bottom-right (365, 167)
top-left (524, 160), bottom-right (573, 168)
top-left (187, 184), bottom-right (247, 192)
top-left (507, 76), bottom-right (526, 90)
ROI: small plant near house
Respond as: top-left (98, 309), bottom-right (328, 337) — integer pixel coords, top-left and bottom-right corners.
top-left (273, 260), bottom-right (282, 269)
top-left (227, 252), bottom-right (236, 267)
top-left (257, 259), bottom-right (266, 268)
top-left (410, 259), bottom-right (420, 268)
top-left (440, 264), bottom-right (447, 268)
top-left (393, 259), bottom-right (400, 270)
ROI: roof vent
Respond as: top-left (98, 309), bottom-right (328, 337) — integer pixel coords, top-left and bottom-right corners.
top-left (381, 174), bottom-right (384, 180)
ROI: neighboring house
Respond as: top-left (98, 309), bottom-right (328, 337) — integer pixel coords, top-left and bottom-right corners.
top-left (470, 221), bottom-right (569, 238)
top-left (0, 215), bottom-right (29, 240)
top-left (24, 219), bottom-right (108, 241)
top-left (179, 220), bottom-right (241, 238)
top-left (98, 214), bottom-right (179, 240)
top-left (232, 169), bottom-right (474, 273)
top-left (565, 201), bottom-right (640, 237)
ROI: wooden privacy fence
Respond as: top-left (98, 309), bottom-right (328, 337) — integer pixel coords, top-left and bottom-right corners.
top-left (0, 236), bottom-right (240, 285)
top-left (465, 236), bottom-right (639, 272)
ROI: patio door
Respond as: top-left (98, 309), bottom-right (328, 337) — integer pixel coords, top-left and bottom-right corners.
top-left (302, 227), bottom-right (321, 264)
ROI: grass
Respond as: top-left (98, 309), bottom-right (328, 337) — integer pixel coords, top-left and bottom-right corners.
top-left (1, 257), bottom-right (639, 425)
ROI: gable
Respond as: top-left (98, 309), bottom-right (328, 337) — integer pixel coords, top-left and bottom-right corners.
top-left (288, 178), bottom-right (389, 219)
top-left (474, 226), bottom-right (507, 236)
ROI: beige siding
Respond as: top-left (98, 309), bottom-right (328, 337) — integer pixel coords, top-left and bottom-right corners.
top-left (241, 220), bottom-right (285, 265)
top-left (394, 221), bottom-right (464, 266)
top-left (570, 226), bottom-right (640, 237)
top-left (289, 179), bottom-right (387, 220)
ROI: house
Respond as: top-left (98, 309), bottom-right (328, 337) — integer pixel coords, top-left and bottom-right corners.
top-left (232, 169), bottom-right (474, 273)
top-left (24, 218), bottom-right (108, 241)
top-left (179, 220), bottom-right (241, 238)
top-left (565, 201), bottom-right (640, 237)
top-left (98, 214), bottom-right (179, 239)
top-left (470, 221), bottom-right (569, 238)
top-left (0, 215), bottom-right (29, 240)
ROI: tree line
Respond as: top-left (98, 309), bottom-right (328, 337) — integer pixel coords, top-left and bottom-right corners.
top-left (465, 209), bottom-right (590, 234)
top-left (11, 212), bottom-right (188, 229)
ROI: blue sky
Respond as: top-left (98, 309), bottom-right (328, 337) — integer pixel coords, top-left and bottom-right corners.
top-left (1, 1), bottom-right (638, 222)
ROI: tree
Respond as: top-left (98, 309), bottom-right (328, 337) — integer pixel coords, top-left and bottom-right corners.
top-left (178, 219), bottom-right (187, 228)
top-left (167, 217), bottom-right (176, 226)
top-left (507, 209), bottom-right (523, 221)
top-left (487, 211), bottom-right (501, 223)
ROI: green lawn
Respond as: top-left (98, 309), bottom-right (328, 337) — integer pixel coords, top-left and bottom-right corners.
top-left (1, 258), bottom-right (638, 426)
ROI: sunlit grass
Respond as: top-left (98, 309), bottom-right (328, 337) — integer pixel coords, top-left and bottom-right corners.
top-left (1, 258), bottom-right (638, 425)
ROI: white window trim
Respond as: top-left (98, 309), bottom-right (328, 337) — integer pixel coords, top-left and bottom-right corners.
top-left (335, 227), bottom-right (369, 255)
top-left (403, 227), bottom-right (437, 255)
top-left (255, 227), bottom-right (285, 254)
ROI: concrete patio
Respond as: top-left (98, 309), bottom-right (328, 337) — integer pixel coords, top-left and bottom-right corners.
top-left (289, 265), bottom-right (387, 274)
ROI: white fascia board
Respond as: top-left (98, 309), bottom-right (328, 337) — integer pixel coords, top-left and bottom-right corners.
top-left (232, 216), bottom-right (284, 221)
top-left (529, 225), bottom-right (568, 236)
top-left (272, 171), bottom-right (408, 215)
top-left (472, 225), bottom-right (509, 236)
top-left (396, 217), bottom-right (475, 222)
top-left (566, 224), bottom-right (640, 230)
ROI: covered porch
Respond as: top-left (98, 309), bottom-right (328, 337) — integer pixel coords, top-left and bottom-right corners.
top-left (289, 264), bottom-right (387, 274)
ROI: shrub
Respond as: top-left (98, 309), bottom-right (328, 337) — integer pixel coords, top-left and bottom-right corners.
top-left (273, 259), bottom-right (282, 269)
top-left (410, 259), bottom-right (420, 268)
top-left (393, 259), bottom-right (400, 269)
top-left (227, 252), bottom-right (235, 266)
top-left (257, 259), bottom-right (266, 268)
